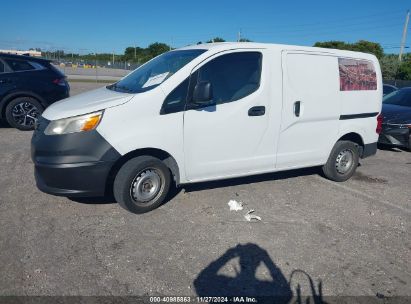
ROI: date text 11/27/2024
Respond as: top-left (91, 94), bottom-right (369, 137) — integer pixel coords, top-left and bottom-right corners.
top-left (149, 297), bottom-right (258, 303)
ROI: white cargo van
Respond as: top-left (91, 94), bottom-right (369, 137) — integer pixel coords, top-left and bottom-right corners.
top-left (31, 43), bottom-right (383, 213)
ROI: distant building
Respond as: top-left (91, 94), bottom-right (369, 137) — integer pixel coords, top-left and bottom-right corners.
top-left (0, 49), bottom-right (42, 57)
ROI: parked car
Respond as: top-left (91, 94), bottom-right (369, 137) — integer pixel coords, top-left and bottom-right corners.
top-left (31, 43), bottom-right (382, 213)
top-left (0, 53), bottom-right (69, 130)
top-left (378, 87), bottom-right (411, 150)
top-left (383, 84), bottom-right (398, 96)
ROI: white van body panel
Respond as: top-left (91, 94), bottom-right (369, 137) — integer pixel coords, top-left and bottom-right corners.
top-left (42, 87), bottom-right (134, 120)
top-left (278, 51), bottom-right (341, 169)
top-left (96, 87), bottom-right (189, 180)
top-left (42, 43), bottom-right (382, 185)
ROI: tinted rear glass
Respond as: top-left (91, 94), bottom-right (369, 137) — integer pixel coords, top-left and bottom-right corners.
top-left (48, 63), bottom-right (65, 77)
top-left (0, 61), bottom-right (4, 73)
top-left (383, 89), bottom-right (411, 107)
top-left (5, 59), bottom-right (35, 71)
top-left (383, 85), bottom-right (396, 95)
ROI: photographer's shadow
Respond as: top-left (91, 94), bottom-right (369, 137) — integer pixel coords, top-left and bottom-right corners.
top-left (194, 243), bottom-right (292, 301)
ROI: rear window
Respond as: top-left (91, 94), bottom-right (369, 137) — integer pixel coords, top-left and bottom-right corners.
top-left (383, 89), bottom-right (411, 107)
top-left (48, 63), bottom-right (65, 77)
top-left (338, 58), bottom-right (377, 91)
top-left (5, 59), bottom-right (35, 72)
top-left (0, 61), bottom-right (4, 73)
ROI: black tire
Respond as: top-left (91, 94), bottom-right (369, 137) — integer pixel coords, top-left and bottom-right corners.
top-left (5, 97), bottom-right (44, 130)
top-left (322, 140), bottom-right (359, 182)
top-left (113, 156), bottom-right (171, 214)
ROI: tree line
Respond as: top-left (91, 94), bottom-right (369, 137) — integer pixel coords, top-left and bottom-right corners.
top-left (43, 38), bottom-right (410, 80)
top-left (314, 40), bottom-right (411, 80)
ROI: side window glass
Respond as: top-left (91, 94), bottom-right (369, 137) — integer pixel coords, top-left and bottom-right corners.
top-left (0, 60), bottom-right (4, 73)
top-left (4, 59), bottom-right (35, 72)
top-left (196, 52), bottom-right (262, 105)
top-left (29, 61), bottom-right (46, 70)
top-left (161, 78), bottom-right (189, 114)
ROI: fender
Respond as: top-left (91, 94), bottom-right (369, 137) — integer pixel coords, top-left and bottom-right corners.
top-left (109, 147), bottom-right (182, 186)
top-left (0, 90), bottom-right (46, 119)
top-left (338, 119), bottom-right (376, 145)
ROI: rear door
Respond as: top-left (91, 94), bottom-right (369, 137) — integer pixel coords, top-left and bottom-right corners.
top-left (0, 59), bottom-right (16, 101)
top-left (277, 51), bottom-right (340, 169)
top-left (183, 50), bottom-right (281, 181)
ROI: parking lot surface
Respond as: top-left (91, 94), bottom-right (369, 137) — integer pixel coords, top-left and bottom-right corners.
top-left (0, 82), bottom-right (410, 299)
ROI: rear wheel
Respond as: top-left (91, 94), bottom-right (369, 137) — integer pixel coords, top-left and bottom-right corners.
top-left (5, 97), bottom-right (43, 130)
top-left (322, 140), bottom-right (359, 182)
top-left (113, 156), bottom-right (171, 214)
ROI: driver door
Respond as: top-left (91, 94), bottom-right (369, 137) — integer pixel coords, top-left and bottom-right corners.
top-left (183, 50), bottom-right (280, 181)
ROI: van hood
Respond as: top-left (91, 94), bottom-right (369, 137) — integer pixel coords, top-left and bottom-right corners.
top-left (42, 87), bottom-right (134, 120)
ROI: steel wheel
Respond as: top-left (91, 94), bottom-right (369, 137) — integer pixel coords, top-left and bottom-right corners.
top-left (322, 140), bottom-right (359, 182)
top-left (114, 156), bottom-right (171, 214)
top-left (335, 149), bottom-right (354, 174)
top-left (130, 168), bottom-right (163, 203)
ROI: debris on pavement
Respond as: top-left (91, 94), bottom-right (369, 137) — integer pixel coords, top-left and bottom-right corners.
top-left (228, 199), bottom-right (244, 211)
top-left (244, 209), bottom-right (262, 222)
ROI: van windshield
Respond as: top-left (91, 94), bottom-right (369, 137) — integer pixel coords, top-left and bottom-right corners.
top-left (107, 49), bottom-right (206, 93)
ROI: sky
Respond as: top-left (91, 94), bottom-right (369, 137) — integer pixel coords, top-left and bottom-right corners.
top-left (1, 0), bottom-right (410, 55)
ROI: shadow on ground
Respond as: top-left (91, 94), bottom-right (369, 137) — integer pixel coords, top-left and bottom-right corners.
top-left (378, 144), bottom-right (408, 153)
top-left (194, 243), bottom-right (325, 303)
top-left (68, 195), bottom-right (117, 205)
top-left (184, 167), bottom-right (320, 193)
top-left (0, 121), bottom-right (11, 129)
top-left (67, 168), bottom-right (320, 206)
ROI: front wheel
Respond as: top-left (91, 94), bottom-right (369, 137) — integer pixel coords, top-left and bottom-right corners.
top-left (322, 140), bottom-right (359, 182)
top-left (113, 156), bottom-right (171, 214)
top-left (5, 97), bottom-right (44, 130)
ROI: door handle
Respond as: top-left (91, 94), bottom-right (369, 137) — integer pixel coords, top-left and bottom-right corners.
top-left (248, 106), bottom-right (265, 116)
top-left (294, 101), bottom-right (301, 117)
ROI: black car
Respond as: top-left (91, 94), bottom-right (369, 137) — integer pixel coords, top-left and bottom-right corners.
top-left (383, 84), bottom-right (398, 96)
top-left (378, 87), bottom-right (411, 150)
top-left (0, 53), bottom-right (69, 130)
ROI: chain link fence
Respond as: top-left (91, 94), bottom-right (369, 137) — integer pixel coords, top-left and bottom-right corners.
top-left (384, 79), bottom-right (411, 88)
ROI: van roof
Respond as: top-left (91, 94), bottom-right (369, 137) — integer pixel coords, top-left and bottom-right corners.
top-left (178, 42), bottom-right (378, 60)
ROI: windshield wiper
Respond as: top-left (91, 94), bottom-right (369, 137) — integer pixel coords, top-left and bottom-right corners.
top-left (116, 85), bottom-right (133, 93)
top-left (108, 84), bottom-right (133, 93)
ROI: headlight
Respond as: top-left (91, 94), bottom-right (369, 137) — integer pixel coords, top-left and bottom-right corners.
top-left (44, 111), bottom-right (103, 135)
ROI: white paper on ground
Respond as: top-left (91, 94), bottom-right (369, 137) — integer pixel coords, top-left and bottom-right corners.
top-left (244, 209), bottom-right (262, 221)
top-left (228, 200), bottom-right (244, 211)
top-left (142, 72), bottom-right (169, 88)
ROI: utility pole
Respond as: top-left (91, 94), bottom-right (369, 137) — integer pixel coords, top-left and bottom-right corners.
top-left (95, 52), bottom-right (98, 83)
top-left (399, 10), bottom-right (410, 62)
top-left (112, 51), bottom-right (115, 65)
top-left (237, 29), bottom-right (242, 42)
top-left (134, 45), bottom-right (136, 60)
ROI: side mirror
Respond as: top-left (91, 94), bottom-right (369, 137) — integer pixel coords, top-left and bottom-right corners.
top-left (192, 81), bottom-right (214, 105)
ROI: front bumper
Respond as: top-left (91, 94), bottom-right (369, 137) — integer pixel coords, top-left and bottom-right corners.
top-left (378, 124), bottom-right (411, 149)
top-left (34, 160), bottom-right (116, 197)
top-left (31, 117), bottom-right (121, 197)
